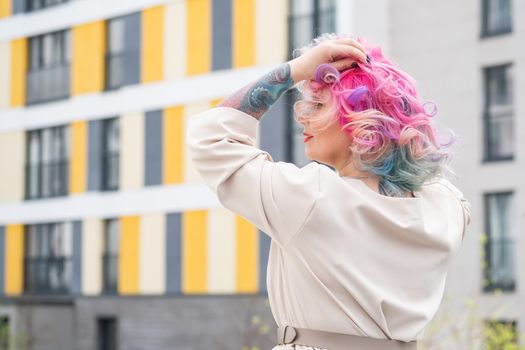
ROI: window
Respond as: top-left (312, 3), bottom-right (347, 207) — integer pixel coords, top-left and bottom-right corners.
top-left (24, 222), bottom-right (73, 294)
top-left (97, 317), bottom-right (118, 350)
top-left (481, 0), bottom-right (512, 37)
top-left (102, 219), bottom-right (119, 294)
top-left (15, 0), bottom-right (70, 13)
top-left (101, 118), bottom-right (119, 191)
top-left (482, 64), bottom-right (514, 162)
top-left (483, 192), bottom-right (515, 292)
top-left (0, 316), bottom-right (9, 350)
top-left (27, 30), bottom-right (71, 104)
top-left (26, 125), bottom-right (70, 199)
top-left (105, 13), bottom-right (140, 90)
top-left (286, 0), bottom-right (336, 166)
top-left (484, 319), bottom-right (518, 348)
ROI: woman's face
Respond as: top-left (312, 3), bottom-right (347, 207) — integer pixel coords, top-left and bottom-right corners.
top-left (300, 99), bottom-right (353, 169)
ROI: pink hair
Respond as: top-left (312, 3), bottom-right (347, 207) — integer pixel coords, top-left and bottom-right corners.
top-left (293, 34), bottom-right (456, 196)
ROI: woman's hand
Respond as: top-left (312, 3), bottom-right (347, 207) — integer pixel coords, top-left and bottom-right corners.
top-left (289, 38), bottom-right (369, 84)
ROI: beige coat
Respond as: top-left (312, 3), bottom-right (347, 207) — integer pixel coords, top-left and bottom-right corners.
top-left (187, 106), bottom-right (472, 342)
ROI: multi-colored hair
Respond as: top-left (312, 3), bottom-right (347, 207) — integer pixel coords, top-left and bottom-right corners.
top-left (293, 33), bottom-right (457, 197)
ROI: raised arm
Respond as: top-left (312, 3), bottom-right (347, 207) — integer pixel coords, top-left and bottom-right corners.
top-left (218, 37), bottom-right (370, 121)
top-left (218, 63), bottom-right (294, 121)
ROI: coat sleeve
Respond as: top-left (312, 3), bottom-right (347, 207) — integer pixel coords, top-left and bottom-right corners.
top-left (186, 106), bottom-right (320, 249)
top-left (439, 178), bottom-right (472, 241)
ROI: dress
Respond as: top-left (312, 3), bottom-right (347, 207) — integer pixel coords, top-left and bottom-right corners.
top-left (186, 106), bottom-right (472, 347)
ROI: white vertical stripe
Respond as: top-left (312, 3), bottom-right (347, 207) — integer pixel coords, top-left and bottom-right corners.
top-left (0, 130), bottom-right (25, 202)
top-left (120, 111), bottom-right (145, 190)
top-left (207, 207), bottom-right (235, 293)
top-left (82, 218), bottom-right (103, 295)
top-left (139, 213), bottom-right (166, 294)
top-left (0, 42), bottom-right (10, 110)
top-left (164, 0), bottom-right (186, 80)
top-left (184, 101), bottom-right (210, 183)
top-left (336, 0), bottom-right (354, 35)
top-left (255, 0), bottom-right (288, 65)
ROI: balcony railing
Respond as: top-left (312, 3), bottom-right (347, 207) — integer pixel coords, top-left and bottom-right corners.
top-left (26, 64), bottom-right (71, 105)
top-left (25, 0), bottom-right (70, 13)
top-left (24, 256), bottom-right (72, 294)
top-left (25, 159), bottom-right (69, 200)
top-left (105, 51), bottom-right (139, 91)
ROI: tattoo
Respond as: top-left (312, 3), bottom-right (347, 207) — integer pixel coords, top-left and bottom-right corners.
top-left (218, 63), bottom-right (294, 120)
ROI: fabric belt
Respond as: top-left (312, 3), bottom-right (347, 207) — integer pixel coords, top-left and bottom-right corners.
top-left (277, 325), bottom-right (418, 350)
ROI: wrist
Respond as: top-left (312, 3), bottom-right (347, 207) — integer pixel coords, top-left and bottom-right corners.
top-left (289, 58), bottom-right (306, 84)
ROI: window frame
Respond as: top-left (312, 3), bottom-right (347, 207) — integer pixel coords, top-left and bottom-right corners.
top-left (482, 191), bottom-right (516, 293)
top-left (286, 0), bottom-right (336, 166)
top-left (101, 117), bottom-right (120, 192)
top-left (26, 29), bottom-right (71, 105)
top-left (481, 63), bottom-right (514, 163)
top-left (97, 316), bottom-right (118, 350)
top-left (104, 13), bottom-right (141, 91)
top-left (102, 218), bottom-right (119, 294)
top-left (23, 222), bottom-right (73, 294)
top-left (25, 124), bottom-right (70, 200)
top-left (24, 0), bottom-right (70, 13)
top-left (480, 0), bottom-right (512, 38)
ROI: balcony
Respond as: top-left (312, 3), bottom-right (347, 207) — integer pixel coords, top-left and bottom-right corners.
top-left (26, 63), bottom-right (70, 105)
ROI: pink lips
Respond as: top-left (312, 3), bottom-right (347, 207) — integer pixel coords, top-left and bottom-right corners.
top-left (303, 133), bottom-right (313, 143)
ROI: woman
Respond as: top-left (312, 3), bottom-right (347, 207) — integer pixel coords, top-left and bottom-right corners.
top-left (187, 34), bottom-right (471, 350)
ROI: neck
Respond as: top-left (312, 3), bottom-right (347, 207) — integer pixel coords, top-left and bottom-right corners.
top-left (336, 157), bottom-right (375, 179)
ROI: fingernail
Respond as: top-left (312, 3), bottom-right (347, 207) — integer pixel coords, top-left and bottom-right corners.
top-left (351, 62), bottom-right (359, 69)
top-left (366, 55), bottom-right (371, 64)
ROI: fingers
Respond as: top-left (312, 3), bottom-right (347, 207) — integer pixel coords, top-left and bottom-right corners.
top-left (331, 37), bottom-right (367, 56)
top-left (330, 58), bottom-right (359, 72)
top-left (330, 44), bottom-right (368, 64)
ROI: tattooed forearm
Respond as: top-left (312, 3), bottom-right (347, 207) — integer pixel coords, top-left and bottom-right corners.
top-left (218, 63), bottom-right (294, 121)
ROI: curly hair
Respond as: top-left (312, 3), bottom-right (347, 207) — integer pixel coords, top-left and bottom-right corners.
top-left (293, 33), bottom-right (457, 197)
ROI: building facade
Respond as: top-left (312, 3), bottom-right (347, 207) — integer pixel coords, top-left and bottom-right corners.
top-left (0, 0), bottom-right (522, 349)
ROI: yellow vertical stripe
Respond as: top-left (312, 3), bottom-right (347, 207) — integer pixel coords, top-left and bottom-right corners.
top-left (163, 106), bottom-right (184, 184)
top-left (0, 0), bottom-right (11, 18)
top-left (10, 38), bottom-right (27, 107)
top-left (118, 216), bottom-right (140, 294)
top-left (142, 6), bottom-right (164, 83)
top-left (72, 21), bottom-right (106, 95)
top-left (210, 98), bottom-right (222, 107)
top-left (70, 121), bottom-right (87, 193)
top-left (186, 0), bottom-right (211, 75)
top-left (235, 215), bottom-right (258, 292)
top-left (182, 210), bottom-right (207, 293)
top-left (233, 0), bottom-right (255, 68)
top-left (4, 224), bottom-right (24, 295)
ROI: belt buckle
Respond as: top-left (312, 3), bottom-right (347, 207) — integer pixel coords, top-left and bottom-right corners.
top-left (278, 325), bottom-right (298, 345)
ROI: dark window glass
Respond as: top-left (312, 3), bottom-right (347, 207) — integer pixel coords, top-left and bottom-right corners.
top-left (0, 316), bottom-right (9, 350)
top-left (102, 219), bottom-right (119, 293)
top-left (97, 317), bottom-right (118, 350)
top-left (483, 192), bottom-right (515, 292)
top-left (287, 0), bottom-right (336, 166)
top-left (481, 0), bottom-right (512, 37)
top-left (105, 13), bottom-right (140, 90)
top-left (26, 30), bottom-right (71, 104)
top-left (482, 64), bottom-right (513, 161)
top-left (101, 118), bottom-right (119, 191)
top-left (26, 0), bottom-right (69, 12)
top-left (25, 125), bottom-right (69, 199)
top-left (24, 222), bottom-right (73, 294)
top-left (484, 319), bottom-right (517, 348)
